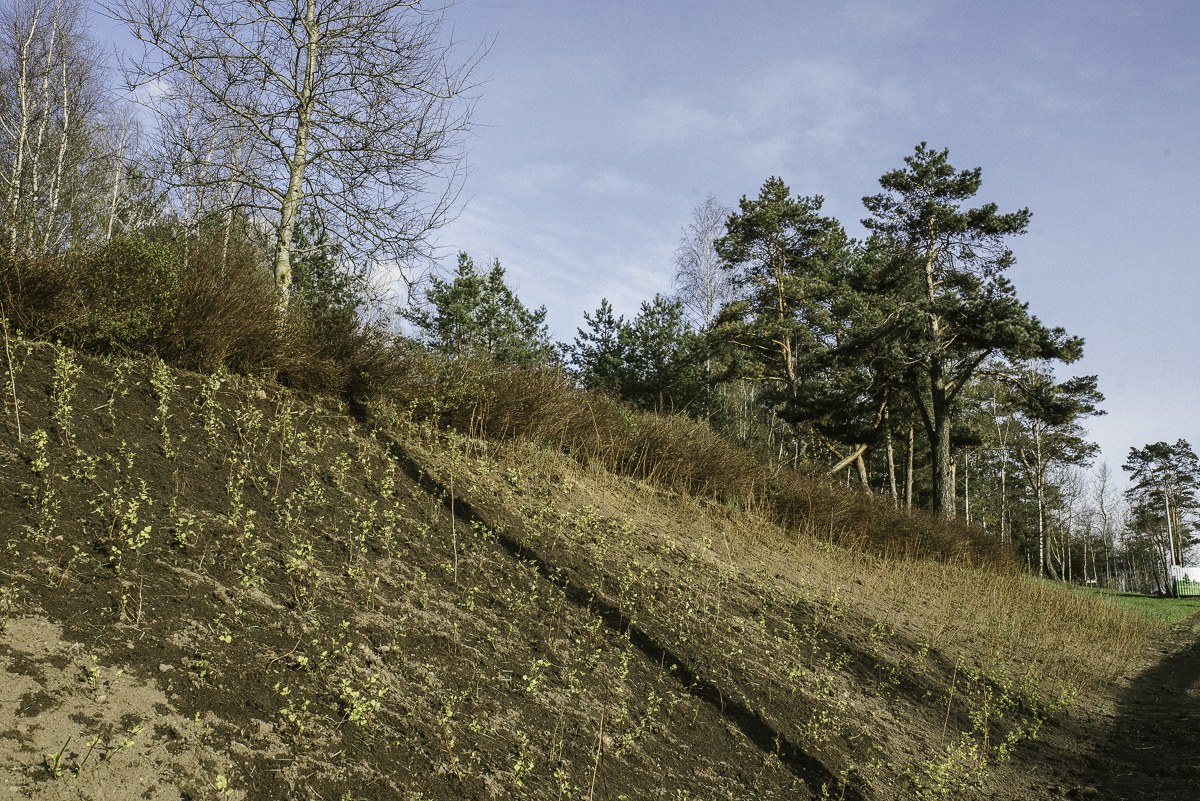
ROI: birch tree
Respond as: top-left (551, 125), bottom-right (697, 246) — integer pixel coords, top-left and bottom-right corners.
top-left (0, 0), bottom-right (114, 258)
top-left (673, 194), bottom-right (732, 330)
top-left (109, 0), bottom-right (478, 303)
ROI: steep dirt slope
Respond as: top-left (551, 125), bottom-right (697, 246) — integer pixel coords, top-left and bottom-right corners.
top-left (0, 342), bottom-right (1163, 799)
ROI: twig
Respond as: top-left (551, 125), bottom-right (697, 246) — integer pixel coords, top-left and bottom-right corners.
top-left (1, 315), bottom-right (20, 442)
top-left (941, 658), bottom-right (959, 745)
top-left (450, 474), bottom-right (459, 585)
top-left (587, 707), bottom-right (606, 801)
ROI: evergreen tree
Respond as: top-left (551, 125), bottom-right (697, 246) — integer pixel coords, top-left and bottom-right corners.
top-left (713, 177), bottom-right (850, 462)
top-left (1123, 439), bottom-right (1200, 579)
top-left (405, 252), bottom-right (554, 367)
top-left (566, 298), bottom-right (627, 394)
top-left (621, 294), bottom-right (708, 414)
top-left (858, 143), bottom-right (1082, 516)
top-left (567, 295), bottom-right (709, 415)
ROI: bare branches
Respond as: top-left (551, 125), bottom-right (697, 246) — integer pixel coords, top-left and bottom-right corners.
top-left (672, 194), bottom-right (733, 330)
top-left (109, 0), bottom-right (480, 302)
top-left (0, 0), bottom-right (128, 258)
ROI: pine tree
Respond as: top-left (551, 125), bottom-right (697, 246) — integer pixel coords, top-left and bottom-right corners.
top-left (1123, 439), bottom-right (1200, 579)
top-left (567, 295), bottom-right (709, 415)
top-left (405, 252), bottom-right (553, 368)
top-left (858, 143), bottom-right (1082, 516)
top-left (713, 177), bottom-right (850, 461)
top-left (621, 295), bottom-right (708, 414)
top-left (565, 298), bottom-right (627, 394)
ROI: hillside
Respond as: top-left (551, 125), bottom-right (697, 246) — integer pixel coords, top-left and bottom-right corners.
top-left (0, 340), bottom-right (1174, 800)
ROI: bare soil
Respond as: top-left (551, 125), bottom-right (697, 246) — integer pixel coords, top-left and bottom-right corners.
top-left (1063, 621), bottom-right (1200, 801)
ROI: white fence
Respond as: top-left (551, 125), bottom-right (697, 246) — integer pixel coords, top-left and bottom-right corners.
top-left (1170, 566), bottom-right (1200, 597)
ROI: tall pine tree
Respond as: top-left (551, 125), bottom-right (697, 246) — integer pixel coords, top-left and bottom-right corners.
top-left (713, 177), bottom-right (850, 461)
top-left (858, 143), bottom-right (1081, 516)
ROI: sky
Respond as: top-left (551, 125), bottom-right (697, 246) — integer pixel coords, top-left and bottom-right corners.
top-left (91, 1), bottom-right (1200, 476)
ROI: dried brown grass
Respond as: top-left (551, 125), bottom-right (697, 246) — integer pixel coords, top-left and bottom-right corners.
top-left (375, 348), bottom-right (1017, 571)
top-left (0, 232), bottom-right (404, 401)
top-left (0, 238), bottom-right (1016, 572)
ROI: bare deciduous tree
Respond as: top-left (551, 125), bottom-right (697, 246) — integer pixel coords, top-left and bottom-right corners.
top-left (0, 0), bottom-right (114, 258)
top-left (109, 0), bottom-right (479, 302)
top-left (672, 194), bottom-right (732, 330)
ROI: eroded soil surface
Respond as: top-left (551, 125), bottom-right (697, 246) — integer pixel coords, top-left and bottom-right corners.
top-left (0, 342), bottom-right (1182, 800)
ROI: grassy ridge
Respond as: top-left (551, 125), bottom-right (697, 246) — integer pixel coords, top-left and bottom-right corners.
top-left (372, 348), bottom-right (1016, 571)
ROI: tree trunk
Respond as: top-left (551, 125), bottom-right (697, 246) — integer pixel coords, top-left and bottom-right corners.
top-left (930, 403), bottom-right (954, 516)
top-left (923, 235), bottom-right (955, 517)
top-left (905, 424), bottom-right (914, 511)
top-left (884, 406), bottom-right (898, 506)
top-left (963, 452), bottom-right (970, 525)
top-left (999, 455), bottom-right (1008, 545)
top-left (5, 2), bottom-right (50, 257)
top-left (272, 0), bottom-right (318, 304)
top-left (41, 41), bottom-right (72, 254)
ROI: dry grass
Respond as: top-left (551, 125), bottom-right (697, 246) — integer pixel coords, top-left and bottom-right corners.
top-left (0, 338), bottom-right (1164, 800)
top-left (0, 238), bottom-right (1018, 574)
top-left (374, 349), bottom-right (1016, 571)
top-left (0, 232), bottom-right (407, 404)
top-left (402, 428), bottom-right (1160, 799)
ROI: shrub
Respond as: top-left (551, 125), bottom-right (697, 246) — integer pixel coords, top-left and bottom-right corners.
top-left (72, 237), bottom-right (181, 353)
top-left (161, 229), bottom-right (286, 374)
top-left (0, 236), bottom-right (180, 355)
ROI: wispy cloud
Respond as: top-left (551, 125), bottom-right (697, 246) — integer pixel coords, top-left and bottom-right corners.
top-left (581, 169), bottom-right (652, 196)
top-left (492, 162), bottom-right (572, 200)
top-left (433, 181), bottom-right (678, 340)
top-left (621, 57), bottom-right (917, 168)
top-left (1008, 78), bottom-right (1097, 115)
top-left (623, 95), bottom-right (732, 151)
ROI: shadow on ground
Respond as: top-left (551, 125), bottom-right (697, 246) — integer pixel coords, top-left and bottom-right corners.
top-left (1076, 628), bottom-right (1200, 800)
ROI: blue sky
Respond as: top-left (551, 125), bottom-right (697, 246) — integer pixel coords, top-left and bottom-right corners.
top-left (92, 1), bottom-right (1200, 474)
top-left (429, 0), bottom-right (1200, 474)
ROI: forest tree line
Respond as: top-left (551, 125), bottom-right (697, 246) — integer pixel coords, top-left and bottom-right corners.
top-left (0, 0), bottom-right (1193, 592)
top-left (409, 165), bottom-right (1199, 594)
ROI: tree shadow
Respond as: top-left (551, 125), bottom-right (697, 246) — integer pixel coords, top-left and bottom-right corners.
top-left (1080, 632), bottom-right (1200, 800)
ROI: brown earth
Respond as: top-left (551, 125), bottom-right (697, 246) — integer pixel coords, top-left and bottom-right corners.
top-left (1049, 619), bottom-right (1200, 801)
top-left (0, 340), bottom-right (1183, 800)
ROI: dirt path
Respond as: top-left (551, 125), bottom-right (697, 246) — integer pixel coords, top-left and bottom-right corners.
top-left (1077, 619), bottom-right (1200, 800)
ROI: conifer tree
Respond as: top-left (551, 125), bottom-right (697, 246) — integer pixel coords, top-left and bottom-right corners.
top-left (567, 295), bottom-right (708, 415)
top-left (713, 177), bottom-right (850, 461)
top-left (565, 298), bottom-right (627, 394)
top-left (405, 252), bottom-right (553, 368)
top-left (620, 294), bottom-right (708, 414)
top-left (858, 143), bottom-right (1082, 516)
top-left (1123, 439), bottom-right (1200, 576)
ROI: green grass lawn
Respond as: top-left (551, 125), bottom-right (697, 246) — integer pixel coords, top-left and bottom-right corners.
top-left (1078, 587), bottom-right (1200, 632)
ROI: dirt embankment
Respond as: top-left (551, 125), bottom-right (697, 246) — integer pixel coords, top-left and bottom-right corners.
top-left (0, 341), bottom-right (1172, 800)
